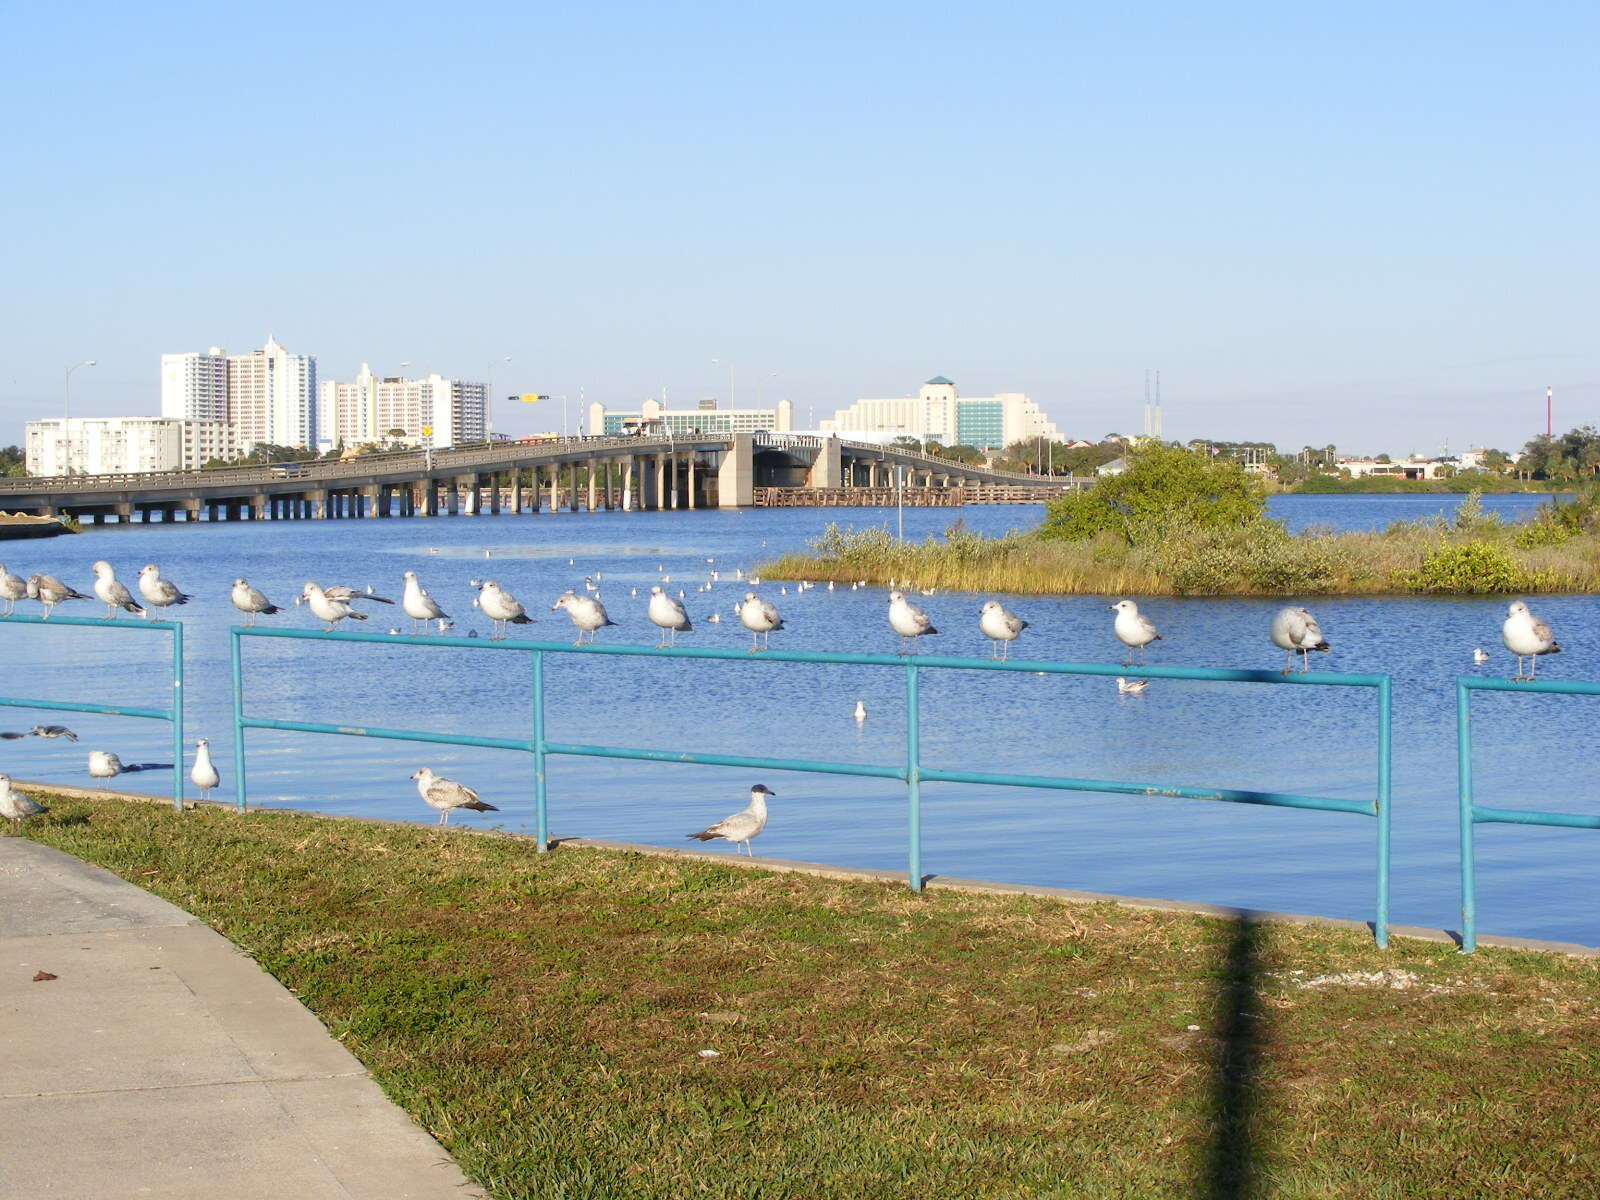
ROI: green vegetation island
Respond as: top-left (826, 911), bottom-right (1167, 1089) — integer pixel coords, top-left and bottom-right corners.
top-left (763, 444), bottom-right (1600, 597)
top-left (18, 793), bottom-right (1599, 1199)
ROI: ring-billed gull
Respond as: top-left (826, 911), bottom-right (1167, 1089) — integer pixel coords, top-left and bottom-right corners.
top-left (647, 585), bottom-right (692, 648)
top-left (475, 581), bottom-right (534, 641)
top-left (1116, 677), bottom-right (1149, 695)
top-left (91, 561), bottom-right (144, 619)
top-left (978, 599), bottom-right (1028, 661)
top-left (738, 591), bottom-right (784, 653)
top-left (0, 774), bottom-right (48, 833)
top-left (1109, 599), bottom-right (1160, 667)
top-left (1473, 647), bottom-right (1489, 666)
top-left (687, 784), bottom-right (774, 855)
top-left (0, 564), bottom-right (27, 616)
top-left (552, 590), bottom-right (615, 646)
top-left (191, 738), bottom-right (220, 801)
top-left (401, 571), bottom-right (450, 635)
top-left (88, 750), bottom-right (125, 779)
top-left (29, 725), bottom-right (77, 741)
top-left (322, 583), bottom-right (394, 605)
top-left (1502, 600), bottom-right (1560, 681)
top-left (1269, 606), bottom-right (1330, 674)
top-left (230, 579), bottom-right (282, 627)
top-left (411, 767), bottom-right (499, 826)
top-left (301, 581), bottom-right (368, 631)
top-left (137, 564), bottom-right (192, 621)
top-left (887, 591), bottom-right (939, 656)
top-left (854, 700), bottom-right (867, 722)
top-left (28, 574), bottom-right (89, 619)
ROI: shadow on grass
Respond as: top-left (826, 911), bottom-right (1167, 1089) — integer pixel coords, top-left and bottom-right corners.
top-left (1203, 915), bottom-right (1265, 1200)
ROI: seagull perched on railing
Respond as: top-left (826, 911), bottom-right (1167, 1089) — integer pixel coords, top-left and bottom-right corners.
top-left (738, 591), bottom-right (783, 653)
top-left (138, 564), bottom-right (191, 620)
top-left (0, 564), bottom-right (27, 615)
top-left (1110, 599), bottom-right (1160, 667)
top-left (91, 561), bottom-right (144, 619)
top-left (230, 578), bottom-right (282, 627)
top-left (687, 784), bottom-right (774, 855)
top-left (647, 585), bottom-right (692, 648)
top-left (1502, 600), bottom-right (1560, 682)
top-left (401, 571), bottom-right (449, 635)
top-left (978, 599), bottom-right (1027, 661)
top-left (887, 591), bottom-right (938, 655)
top-left (552, 590), bottom-right (615, 646)
top-left (321, 583), bottom-right (394, 606)
top-left (0, 774), bottom-right (48, 833)
top-left (28, 574), bottom-right (89, 619)
top-left (474, 580), bottom-right (534, 641)
top-left (411, 766), bottom-right (499, 826)
top-left (301, 581), bottom-right (367, 631)
top-left (1270, 606), bottom-right (1330, 674)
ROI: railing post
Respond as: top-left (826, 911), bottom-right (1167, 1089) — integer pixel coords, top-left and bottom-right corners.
top-left (906, 661), bottom-right (922, 892)
top-left (231, 629), bottom-right (248, 812)
top-left (532, 649), bottom-right (549, 852)
top-left (1375, 675), bottom-right (1391, 948)
top-left (1456, 679), bottom-right (1477, 953)
top-left (171, 621), bottom-right (185, 813)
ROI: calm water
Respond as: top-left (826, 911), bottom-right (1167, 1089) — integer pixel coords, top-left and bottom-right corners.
top-left (3, 490), bottom-right (1594, 947)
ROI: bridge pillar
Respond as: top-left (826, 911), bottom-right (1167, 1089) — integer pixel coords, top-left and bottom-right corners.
top-left (566, 462), bottom-right (578, 512)
top-left (622, 458), bottom-right (634, 510)
top-left (718, 435), bottom-right (754, 508)
top-left (687, 453), bottom-right (698, 508)
top-left (509, 472), bottom-right (522, 514)
top-left (307, 490), bottom-right (326, 519)
top-left (248, 494), bottom-right (265, 521)
top-left (806, 438), bottom-right (841, 488)
top-left (363, 485), bottom-right (381, 517)
top-left (587, 461), bottom-right (597, 512)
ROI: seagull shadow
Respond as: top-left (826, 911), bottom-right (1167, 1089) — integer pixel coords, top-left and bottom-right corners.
top-left (1201, 915), bottom-right (1266, 1200)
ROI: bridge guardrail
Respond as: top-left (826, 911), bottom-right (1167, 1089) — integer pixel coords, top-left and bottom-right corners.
top-left (229, 628), bottom-right (1394, 947)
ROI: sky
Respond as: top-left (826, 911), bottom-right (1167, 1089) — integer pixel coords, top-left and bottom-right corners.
top-left (2, 2), bottom-right (1595, 455)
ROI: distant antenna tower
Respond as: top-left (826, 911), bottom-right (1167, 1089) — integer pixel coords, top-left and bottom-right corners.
top-left (1153, 371), bottom-right (1164, 441)
top-left (1142, 371), bottom-right (1152, 438)
top-left (1547, 385), bottom-right (1553, 438)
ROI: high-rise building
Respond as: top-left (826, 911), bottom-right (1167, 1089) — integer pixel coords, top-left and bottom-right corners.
top-left (587, 396), bottom-right (793, 437)
top-left (316, 365), bottom-right (487, 451)
top-left (159, 337), bottom-right (317, 451)
top-left (820, 376), bottom-right (1062, 450)
top-left (25, 418), bottom-right (234, 476)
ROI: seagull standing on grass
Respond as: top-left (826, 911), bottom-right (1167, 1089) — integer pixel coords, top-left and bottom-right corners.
top-left (0, 775), bottom-right (48, 833)
top-left (301, 582), bottom-right (367, 631)
top-left (1110, 599), bottom-right (1161, 667)
top-left (738, 591), bottom-right (784, 652)
top-left (230, 579), bottom-right (282, 627)
top-left (687, 784), bottom-right (774, 855)
top-left (887, 591), bottom-right (939, 655)
top-left (137, 564), bottom-right (192, 620)
top-left (91, 562), bottom-right (144, 619)
top-left (401, 571), bottom-right (450, 635)
top-left (0, 564), bottom-right (27, 615)
top-left (1269, 606), bottom-right (1330, 674)
top-left (88, 750), bottom-right (124, 779)
top-left (29, 574), bottom-right (89, 619)
top-left (411, 767), bottom-right (499, 826)
top-left (552, 590), bottom-right (615, 646)
top-left (978, 600), bottom-right (1028, 661)
top-left (191, 738), bottom-right (220, 801)
top-left (647, 585), bottom-right (692, 648)
top-left (1502, 600), bottom-right (1560, 681)
top-left (475, 581), bottom-right (534, 641)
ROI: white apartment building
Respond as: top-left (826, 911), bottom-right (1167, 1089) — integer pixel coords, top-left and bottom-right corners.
top-left (820, 377), bottom-right (1062, 450)
top-left (316, 365), bottom-right (488, 451)
top-left (588, 396), bottom-right (794, 437)
top-left (25, 418), bottom-right (234, 476)
top-left (161, 336), bottom-right (317, 451)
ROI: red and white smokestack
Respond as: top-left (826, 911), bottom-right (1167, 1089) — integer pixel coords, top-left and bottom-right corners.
top-left (1547, 385), bottom-right (1553, 439)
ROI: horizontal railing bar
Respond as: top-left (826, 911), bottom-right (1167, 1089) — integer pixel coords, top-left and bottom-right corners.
top-left (543, 740), bottom-right (909, 781)
top-left (232, 627), bottom-right (1386, 686)
top-left (1458, 675), bottom-right (1600, 697)
top-left (0, 696), bottom-right (172, 721)
top-left (918, 766), bottom-right (1376, 815)
top-left (0, 614), bottom-right (182, 632)
top-left (238, 715), bottom-right (533, 753)
top-left (1472, 804), bottom-right (1600, 829)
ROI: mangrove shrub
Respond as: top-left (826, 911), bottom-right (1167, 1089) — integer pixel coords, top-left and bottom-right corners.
top-left (1039, 444), bottom-right (1267, 543)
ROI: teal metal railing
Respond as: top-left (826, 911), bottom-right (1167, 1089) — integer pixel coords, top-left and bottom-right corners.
top-left (231, 626), bottom-right (1395, 946)
top-left (1455, 676), bottom-right (1600, 953)
top-left (0, 613), bottom-right (186, 811)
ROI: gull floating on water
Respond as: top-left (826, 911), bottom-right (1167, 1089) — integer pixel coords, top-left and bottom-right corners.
top-left (1473, 647), bottom-right (1489, 666)
top-left (687, 784), bottom-right (774, 856)
top-left (647, 585), bottom-right (692, 648)
top-left (476, 580), bottom-right (534, 640)
top-left (138, 564), bottom-right (191, 621)
top-left (91, 561), bottom-right (144, 619)
top-left (0, 563), bottom-right (27, 615)
top-left (738, 591), bottom-right (784, 652)
top-left (301, 581), bottom-right (367, 631)
top-left (230, 578), bottom-right (282, 627)
top-left (979, 600), bottom-right (1028, 661)
top-left (1117, 677), bottom-right (1149, 695)
top-left (552, 590), bottom-right (615, 646)
top-left (887, 591), bottom-right (939, 655)
top-left (29, 574), bottom-right (89, 619)
top-left (1110, 599), bottom-right (1160, 667)
top-left (1502, 600), bottom-right (1560, 681)
top-left (1270, 606), bottom-right (1330, 674)
top-left (854, 700), bottom-right (867, 721)
top-left (191, 738), bottom-right (220, 801)
top-left (411, 766), bottom-right (499, 826)
top-left (0, 774), bottom-right (48, 833)
top-left (401, 571), bottom-right (450, 635)
top-left (706, 612), bottom-right (720, 624)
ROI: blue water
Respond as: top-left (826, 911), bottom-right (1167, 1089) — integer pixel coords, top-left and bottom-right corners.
top-left (3, 490), bottom-right (1593, 947)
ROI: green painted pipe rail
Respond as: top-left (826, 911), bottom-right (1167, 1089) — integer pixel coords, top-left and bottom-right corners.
top-left (0, 613), bottom-right (185, 811)
top-left (1455, 675), bottom-right (1600, 952)
top-left (230, 626), bottom-right (1394, 946)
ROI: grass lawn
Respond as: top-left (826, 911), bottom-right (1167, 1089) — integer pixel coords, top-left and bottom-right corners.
top-left (17, 795), bottom-right (1600, 1199)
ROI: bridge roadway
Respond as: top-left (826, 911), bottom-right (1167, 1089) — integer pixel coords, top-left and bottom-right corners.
top-left (0, 433), bottom-right (1082, 523)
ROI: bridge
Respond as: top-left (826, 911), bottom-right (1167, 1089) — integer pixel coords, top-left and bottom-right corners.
top-left (0, 434), bottom-right (1085, 523)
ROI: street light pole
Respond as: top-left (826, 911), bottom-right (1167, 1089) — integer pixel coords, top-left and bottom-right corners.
top-left (64, 359), bottom-right (96, 420)
top-left (485, 355), bottom-right (511, 442)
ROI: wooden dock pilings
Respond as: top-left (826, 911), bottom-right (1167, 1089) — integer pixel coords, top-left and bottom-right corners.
top-left (754, 485), bottom-right (1070, 507)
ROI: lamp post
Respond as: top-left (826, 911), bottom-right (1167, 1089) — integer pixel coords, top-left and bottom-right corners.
top-left (485, 355), bottom-right (511, 442)
top-left (64, 359), bottom-right (96, 420)
top-left (711, 357), bottom-right (734, 406)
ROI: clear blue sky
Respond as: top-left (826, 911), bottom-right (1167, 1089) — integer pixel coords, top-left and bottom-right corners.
top-left (3, 2), bottom-right (1594, 454)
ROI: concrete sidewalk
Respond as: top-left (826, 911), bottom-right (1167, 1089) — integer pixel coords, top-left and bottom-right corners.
top-left (0, 836), bottom-right (485, 1200)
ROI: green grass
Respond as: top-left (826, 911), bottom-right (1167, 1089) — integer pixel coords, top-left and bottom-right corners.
top-left (17, 795), bottom-right (1600, 1199)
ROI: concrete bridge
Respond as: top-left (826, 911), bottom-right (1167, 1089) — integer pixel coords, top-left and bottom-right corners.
top-left (0, 434), bottom-right (1083, 523)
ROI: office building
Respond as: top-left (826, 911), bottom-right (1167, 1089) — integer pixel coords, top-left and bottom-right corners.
top-left (820, 376), bottom-right (1062, 450)
top-left (316, 365), bottom-right (487, 451)
top-left (587, 396), bottom-right (793, 437)
top-left (24, 418), bottom-right (235, 476)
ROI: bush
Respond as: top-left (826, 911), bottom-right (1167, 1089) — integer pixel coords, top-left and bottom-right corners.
top-left (1040, 444), bottom-right (1266, 544)
top-left (1161, 520), bottom-right (1339, 595)
top-left (1397, 542), bottom-right (1556, 594)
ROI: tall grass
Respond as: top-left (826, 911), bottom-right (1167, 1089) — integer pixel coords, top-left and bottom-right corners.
top-left (761, 495), bottom-right (1600, 596)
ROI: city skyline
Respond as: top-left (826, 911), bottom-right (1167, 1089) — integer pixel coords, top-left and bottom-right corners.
top-left (3, 5), bottom-right (1594, 456)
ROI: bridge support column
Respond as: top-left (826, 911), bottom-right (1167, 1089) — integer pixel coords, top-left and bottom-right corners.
top-left (806, 438), bottom-right (841, 488)
top-left (622, 459), bottom-right (634, 511)
top-left (181, 499), bottom-right (200, 522)
top-left (587, 462), bottom-right (597, 512)
top-left (509, 472), bottom-right (522, 514)
top-left (687, 453), bottom-right (697, 508)
top-left (488, 475), bottom-right (501, 515)
top-left (718, 435), bottom-right (754, 509)
top-left (363, 485), bottom-right (381, 517)
top-left (248, 495), bottom-right (265, 521)
top-left (116, 502), bottom-right (134, 523)
top-left (309, 490), bottom-right (327, 519)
